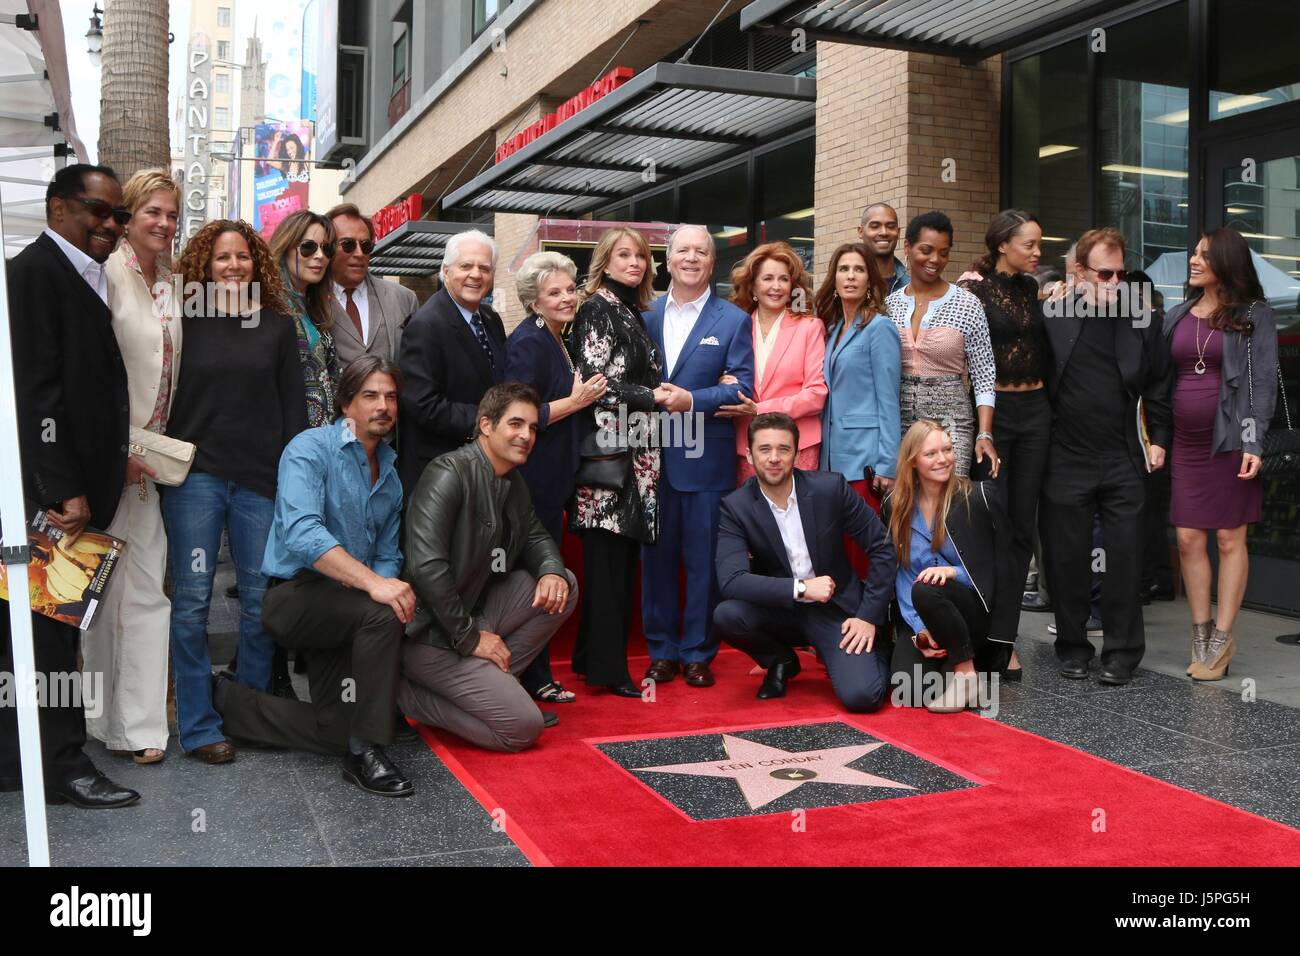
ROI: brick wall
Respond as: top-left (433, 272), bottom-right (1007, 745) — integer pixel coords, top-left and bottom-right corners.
top-left (814, 43), bottom-right (1001, 283)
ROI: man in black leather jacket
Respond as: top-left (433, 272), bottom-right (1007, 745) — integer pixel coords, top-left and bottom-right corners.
top-left (398, 383), bottom-right (578, 752)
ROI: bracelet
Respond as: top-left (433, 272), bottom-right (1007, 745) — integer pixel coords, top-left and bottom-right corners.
top-left (976, 432), bottom-right (994, 442)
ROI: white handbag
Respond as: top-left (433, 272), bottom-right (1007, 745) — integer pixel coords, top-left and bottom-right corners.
top-left (128, 426), bottom-right (196, 487)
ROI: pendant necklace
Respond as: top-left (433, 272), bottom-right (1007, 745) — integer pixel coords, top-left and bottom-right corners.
top-left (1193, 313), bottom-right (1214, 375)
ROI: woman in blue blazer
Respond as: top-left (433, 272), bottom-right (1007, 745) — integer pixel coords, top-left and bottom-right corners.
top-left (504, 251), bottom-right (607, 704)
top-left (817, 242), bottom-right (902, 575)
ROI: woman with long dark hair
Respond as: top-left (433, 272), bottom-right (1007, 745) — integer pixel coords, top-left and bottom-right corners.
top-left (1162, 227), bottom-right (1279, 681)
top-left (270, 210), bottom-right (340, 429)
top-left (817, 241), bottom-right (899, 578)
top-left (958, 208), bottom-right (1052, 679)
top-left (164, 220), bottom-right (307, 763)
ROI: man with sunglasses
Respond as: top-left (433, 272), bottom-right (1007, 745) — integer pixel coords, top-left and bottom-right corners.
top-left (326, 203), bottom-right (419, 369)
top-left (1, 164), bottom-right (140, 808)
top-left (1040, 227), bottom-right (1172, 686)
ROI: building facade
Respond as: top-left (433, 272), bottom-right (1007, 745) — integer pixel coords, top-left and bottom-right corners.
top-left (323, 0), bottom-right (1300, 612)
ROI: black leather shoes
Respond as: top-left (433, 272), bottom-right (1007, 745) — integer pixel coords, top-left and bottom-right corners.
top-left (645, 660), bottom-right (679, 683)
top-left (1059, 659), bottom-right (1089, 680)
top-left (542, 711), bottom-right (559, 728)
top-left (393, 711), bottom-right (418, 743)
top-left (1021, 590), bottom-right (1052, 612)
top-left (757, 656), bottom-right (801, 699)
top-left (47, 771), bottom-right (140, 809)
top-left (602, 682), bottom-right (643, 699)
top-left (342, 746), bottom-right (414, 797)
top-left (1096, 665), bottom-right (1132, 686)
top-left (683, 662), bottom-right (716, 687)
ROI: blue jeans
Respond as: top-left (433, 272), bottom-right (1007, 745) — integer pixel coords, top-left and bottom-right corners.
top-left (161, 472), bottom-right (276, 751)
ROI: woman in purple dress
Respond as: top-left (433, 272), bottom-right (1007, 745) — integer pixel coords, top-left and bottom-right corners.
top-left (1161, 227), bottom-right (1278, 682)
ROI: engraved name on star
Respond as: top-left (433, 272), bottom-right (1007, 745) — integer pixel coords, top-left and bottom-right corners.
top-left (635, 734), bottom-right (915, 810)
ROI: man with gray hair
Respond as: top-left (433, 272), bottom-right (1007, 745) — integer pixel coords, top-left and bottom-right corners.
top-left (398, 228), bottom-right (506, 494)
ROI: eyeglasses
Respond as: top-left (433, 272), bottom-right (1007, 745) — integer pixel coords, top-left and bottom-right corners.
top-left (69, 195), bottom-right (131, 226)
top-left (297, 239), bottom-right (337, 259)
top-left (1088, 266), bottom-right (1127, 281)
top-left (337, 237), bottom-right (374, 255)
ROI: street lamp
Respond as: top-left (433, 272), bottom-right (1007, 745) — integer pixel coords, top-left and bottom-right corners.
top-left (86, 5), bottom-right (103, 68)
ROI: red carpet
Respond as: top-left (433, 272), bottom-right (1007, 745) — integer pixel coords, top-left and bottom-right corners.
top-left (422, 650), bottom-right (1300, 867)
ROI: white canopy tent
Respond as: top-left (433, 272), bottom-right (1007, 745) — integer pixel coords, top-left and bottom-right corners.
top-left (1, 0), bottom-right (88, 868)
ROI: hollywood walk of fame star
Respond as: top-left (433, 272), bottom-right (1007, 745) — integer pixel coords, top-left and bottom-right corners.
top-left (634, 734), bottom-right (915, 810)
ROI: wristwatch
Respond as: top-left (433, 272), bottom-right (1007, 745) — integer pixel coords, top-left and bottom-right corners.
top-left (795, 579), bottom-right (807, 599)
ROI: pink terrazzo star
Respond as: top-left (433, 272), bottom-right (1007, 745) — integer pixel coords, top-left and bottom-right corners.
top-left (635, 734), bottom-right (915, 810)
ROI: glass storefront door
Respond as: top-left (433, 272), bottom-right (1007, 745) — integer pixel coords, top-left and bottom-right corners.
top-left (1205, 126), bottom-right (1300, 613)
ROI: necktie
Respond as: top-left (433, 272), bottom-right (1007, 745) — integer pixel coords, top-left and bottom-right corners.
top-left (345, 288), bottom-right (364, 341)
top-left (470, 312), bottom-right (495, 368)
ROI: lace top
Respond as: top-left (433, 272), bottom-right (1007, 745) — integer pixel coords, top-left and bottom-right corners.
top-left (958, 270), bottom-right (1049, 386)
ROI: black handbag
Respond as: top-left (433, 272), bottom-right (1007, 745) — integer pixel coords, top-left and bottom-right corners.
top-left (1246, 322), bottom-right (1299, 478)
top-left (575, 426), bottom-right (633, 491)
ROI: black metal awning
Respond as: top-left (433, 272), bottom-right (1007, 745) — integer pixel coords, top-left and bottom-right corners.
top-left (442, 62), bottom-right (816, 216)
top-left (368, 220), bottom-right (495, 277)
top-left (740, 0), bottom-right (1137, 61)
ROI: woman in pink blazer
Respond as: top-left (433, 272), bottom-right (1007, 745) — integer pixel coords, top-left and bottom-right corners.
top-left (719, 242), bottom-right (828, 483)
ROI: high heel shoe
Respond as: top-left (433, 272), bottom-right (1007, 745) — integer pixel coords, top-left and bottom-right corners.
top-left (1186, 621), bottom-right (1212, 676)
top-left (602, 682), bottom-right (643, 699)
top-left (926, 671), bottom-right (980, 713)
top-left (1190, 627), bottom-right (1235, 682)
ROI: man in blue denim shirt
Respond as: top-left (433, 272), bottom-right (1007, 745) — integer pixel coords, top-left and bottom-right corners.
top-left (215, 356), bottom-right (417, 797)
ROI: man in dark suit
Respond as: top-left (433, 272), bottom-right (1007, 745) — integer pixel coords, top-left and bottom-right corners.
top-left (0, 164), bottom-right (139, 808)
top-left (641, 224), bottom-right (754, 688)
top-left (397, 229), bottom-right (505, 495)
top-left (1041, 227), bottom-right (1172, 685)
top-left (714, 413), bottom-right (896, 710)
top-left (326, 203), bottom-right (420, 368)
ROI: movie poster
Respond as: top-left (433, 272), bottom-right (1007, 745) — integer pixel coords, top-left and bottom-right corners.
top-left (253, 120), bottom-right (313, 239)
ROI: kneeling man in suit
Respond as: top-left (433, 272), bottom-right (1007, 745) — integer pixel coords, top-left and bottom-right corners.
top-left (714, 412), bottom-right (897, 710)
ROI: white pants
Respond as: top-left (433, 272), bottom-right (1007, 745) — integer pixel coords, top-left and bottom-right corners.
top-left (82, 479), bottom-right (171, 751)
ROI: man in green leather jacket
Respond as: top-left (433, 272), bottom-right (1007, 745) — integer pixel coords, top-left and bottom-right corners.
top-left (398, 382), bottom-right (578, 751)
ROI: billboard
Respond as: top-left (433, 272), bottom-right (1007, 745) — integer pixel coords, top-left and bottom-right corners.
top-left (314, 0), bottom-right (339, 157)
top-left (253, 120), bottom-right (314, 238)
top-left (301, 0), bottom-right (319, 122)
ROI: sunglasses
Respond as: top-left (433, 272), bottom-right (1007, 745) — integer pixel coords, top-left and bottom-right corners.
top-left (337, 237), bottom-right (374, 255)
top-left (297, 239), bottom-right (337, 259)
top-left (1088, 267), bottom-right (1127, 281)
top-left (69, 195), bottom-right (132, 226)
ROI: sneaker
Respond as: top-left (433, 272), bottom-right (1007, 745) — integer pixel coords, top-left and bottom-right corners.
top-left (1047, 617), bottom-right (1103, 637)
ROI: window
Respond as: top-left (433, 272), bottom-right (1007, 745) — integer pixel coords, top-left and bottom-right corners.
top-left (1210, 0), bottom-right (1300, 120)
top-left (339, 47), bottom-right (368, 141)
top-left (217, 40), bottom-right (230, 61)
top-left (474, 0), bottom-right (510, 38)
top-left (1096, 3), bottom-right (1189, 291)
top-left (757, 137), bottom-right (815, 272)
top-left (214, 72), bottom-right (230, 94)
top-left (1007, 41), bottom-right (1089, 271)
top-left (680, 160), bottom-right (752, 293)
top-left (392, 27), bottom-right (409, 94)
top-left (214, 107), bottom-right (229, 130)
top-left (217, 7), bottom-right (230, 28)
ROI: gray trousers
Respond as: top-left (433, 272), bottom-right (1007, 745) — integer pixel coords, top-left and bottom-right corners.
top-left (398, 569), bottom-right (578, 753)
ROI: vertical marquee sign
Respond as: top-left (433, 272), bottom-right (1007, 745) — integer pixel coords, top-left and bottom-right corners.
top-left (183, 33), bottom-right (213, 239)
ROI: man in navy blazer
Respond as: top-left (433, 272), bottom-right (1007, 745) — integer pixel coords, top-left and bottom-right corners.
top-left (714, 414), bottom-right (896, 709)
top-left (641, 225), bottom-right (754, 687)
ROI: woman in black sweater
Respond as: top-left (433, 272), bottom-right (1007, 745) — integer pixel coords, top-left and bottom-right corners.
top-left (162, 220), bottom-right (307, 763)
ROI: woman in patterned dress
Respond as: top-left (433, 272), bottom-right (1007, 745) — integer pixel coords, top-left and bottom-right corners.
top-left (887, 210), bottom-right (999, 479)
top-left (567, 227), bottom-right (664, 698)
top-left (270, 211), bottom-right (341, 429)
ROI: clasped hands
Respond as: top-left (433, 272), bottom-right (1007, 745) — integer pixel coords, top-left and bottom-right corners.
top-left (714, 372), bottom-right (757, 419)
top-left (799, 575), bottom-right (876, 655)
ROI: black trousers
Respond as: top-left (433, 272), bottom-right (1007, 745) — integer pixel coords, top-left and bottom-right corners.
top-left (1142, 466), bottom-right (1174, 592)
top-left (1041, 445), bottom-right (1147, 672)
top-left (574, 529), bottom-right (638, 685)
top-left (0, 611), bottom-right (96, 785)
top-left (713, 599), bottom-right (889, 712)
top-left (911, 580), bottom-right (993, 666)
top-left (519, 509), bottom-right (564, 694)
top-left (989, 388), bottom-right (1052, 625)
top-left (213, 574), bottom-right (404, 756)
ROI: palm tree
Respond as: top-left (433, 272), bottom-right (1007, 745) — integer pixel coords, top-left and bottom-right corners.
top-left (98, 0), bottom-right (171, 177)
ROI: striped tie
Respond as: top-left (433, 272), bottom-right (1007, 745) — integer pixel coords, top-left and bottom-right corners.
top-left (470, 312), bottom-right (495, 368)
